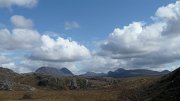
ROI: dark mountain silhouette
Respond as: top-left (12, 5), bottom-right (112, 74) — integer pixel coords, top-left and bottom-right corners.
top-left (143, 67), bottom-right (180, 101)
top-left (35, 67), bottom-right (73, 76)
top-left (107, 68), bottom-right (170, 78)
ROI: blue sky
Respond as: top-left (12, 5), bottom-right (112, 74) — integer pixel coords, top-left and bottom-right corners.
top-left (0, 0), bottom-right (176, 49)
top-left (0, 0), bottom-right (180, 74)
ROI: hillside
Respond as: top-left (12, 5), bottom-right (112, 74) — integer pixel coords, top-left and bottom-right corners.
top-left (0, 67), bottom-right (19, 77)
top-left (143, 67), bottom-right (180, 101)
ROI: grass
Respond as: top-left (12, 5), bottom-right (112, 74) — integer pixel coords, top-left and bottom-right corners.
top-left (0, 76), bottom-right (158, 101)
top-left (0, 90), bottom-right (118, 101)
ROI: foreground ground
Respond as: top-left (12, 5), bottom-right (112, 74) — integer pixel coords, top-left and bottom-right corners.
top-left (0, 77), bottom-right (158, 101)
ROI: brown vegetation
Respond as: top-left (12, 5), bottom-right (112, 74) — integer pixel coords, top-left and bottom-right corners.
top-left (0, 76), bottom-right (158, 101)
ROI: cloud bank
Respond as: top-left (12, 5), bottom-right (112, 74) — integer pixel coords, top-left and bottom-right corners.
top-left (100, 1), bottom-right (180, 70)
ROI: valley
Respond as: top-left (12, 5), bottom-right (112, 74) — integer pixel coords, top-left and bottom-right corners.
top-left (0, 0), bottom-right (180, 101)
top-left (0, 67), bottom-right (179, 101)
top-left (0, 77), bottom-right (157, 101)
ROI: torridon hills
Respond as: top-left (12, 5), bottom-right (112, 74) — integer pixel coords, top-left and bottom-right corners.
top-left (0, 66), bottom-right (179, 101)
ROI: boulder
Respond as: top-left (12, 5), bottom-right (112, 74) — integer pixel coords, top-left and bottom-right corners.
top-left (68, 78), bottom-right (78, 90)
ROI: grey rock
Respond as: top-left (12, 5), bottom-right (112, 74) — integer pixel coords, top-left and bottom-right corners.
top-left (68, 78), bottom-right (78, 90)
top-left (0, 80), bottom-right (12, 90)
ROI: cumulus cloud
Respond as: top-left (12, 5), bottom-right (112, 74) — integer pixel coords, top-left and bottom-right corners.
top-left (0, 15), bottom-right (40, 50)
top-left (30, 35), bottom-right (91, 62)
top-left (100, 1), bottom-right (180, 69)
top-left (0, 15), bottom-right (90, 63)
top-left (65, 21), bottom-right (80, 30)
top-left (100, 22), bottom-right (164, 58)
top-left (0, 15), bottom-right (92, 73)
top-left (2, 1), bottom-right (180, 73)
top-left (0, 28), bottom-right (40, 50)
top-left (11, 15), bottom-right (34, 29)
top-left (76, 55), bottom-right (122, 73)
top-left (0, 0), bottom-right (38, 8)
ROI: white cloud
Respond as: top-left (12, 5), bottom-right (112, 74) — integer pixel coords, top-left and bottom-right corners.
top-left (0, 0), bottom-right (38, 8)
top-left (76, 55), bottom-right (122, 73)
top-left (0, 28), bottom-right (41, 50)
top-left (100, 1), bottom-right (180, 70)
top-left (0, 55), bottom-right (11, 64)
top-left (30, 35), bottom-right (91, 62)
top-left (65, 21), bottom-right (80, 30)
top-left (0, 56), bottom-right (25, 73)
top-left (155, 2), bottom-right (180, 20)
top-left (100, 22), bottom-right (164, 58)
top-left (0, 15), bottom-right (92, 73)
top-left (2, 1), bottom-right (180, 73)
top-left (11, 15), bottom-right (34, 29)
top-left (0, 28), bottom-right (90, 63)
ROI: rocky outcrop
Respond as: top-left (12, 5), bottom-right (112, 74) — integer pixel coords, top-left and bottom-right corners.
top-left (0, 67), bottom-right (18, 76)
top-left (68, 78), bottom-right (78, 90)
top-left (0, 80), bottom-right (12, 90)
top-left (37, 76), bottom-right (88, 90)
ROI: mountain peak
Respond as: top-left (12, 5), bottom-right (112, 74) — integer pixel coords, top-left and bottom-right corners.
top-left (60, 67), bottom-right (73, 75)
top-left (35, 67), bottom-right (73, 77)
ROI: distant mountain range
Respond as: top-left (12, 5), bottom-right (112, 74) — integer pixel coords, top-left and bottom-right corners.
top-left (80, 72), bottom-right (106, 77)
top-left (80, 68), bottom-right (170, 78)
top-left (35, 67), bottom-right (74, 77)
top-left (107, 68), bottom-right (170, 78)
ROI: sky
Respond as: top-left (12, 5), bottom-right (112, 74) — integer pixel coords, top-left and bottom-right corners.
top-left (0, 0), bottom-right (180, 74)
